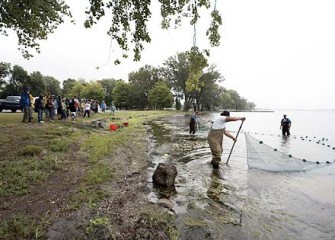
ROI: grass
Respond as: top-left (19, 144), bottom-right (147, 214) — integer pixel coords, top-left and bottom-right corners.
top-left (138, 206), bottom-right (179, 240)
top-left (86, 216), bottom-right (110, 235)
top-left (84, 162), bottom-right (113, 184)
top-left (0, 110), bottom-right (179, 239)
top-left (0, 214), bottom-right (41, 240)
top-left (0, 156), bottom-right (60, 196)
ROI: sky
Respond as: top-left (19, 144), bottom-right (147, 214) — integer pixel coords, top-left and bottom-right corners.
top-left (1, 0), bottom-right (335, 110)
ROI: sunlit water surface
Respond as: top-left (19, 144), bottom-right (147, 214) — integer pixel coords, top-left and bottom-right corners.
top-left (147, 110), bottom-right (335, 240)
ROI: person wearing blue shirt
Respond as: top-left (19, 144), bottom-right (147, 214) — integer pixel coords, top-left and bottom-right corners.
top-left (110, 104), bottom-right (116, 116)
top-left (20, 87), bottom-right (32, 122)
top-left (100, 101), bottom-right (106, 113)
top-left (280, 114), bottom-right (291, 136)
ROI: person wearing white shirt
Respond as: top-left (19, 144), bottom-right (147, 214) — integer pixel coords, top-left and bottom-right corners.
top-left (208, 111), bottom-right (246, 169)
top-left (83, 101), bottom-right (91, 118)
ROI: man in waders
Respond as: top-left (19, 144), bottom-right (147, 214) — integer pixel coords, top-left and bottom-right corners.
top-left (189, 111), bottom-right (198, 134)
top-left (208, 111), bottom-right (246, 169)
top-left (280, 114), bottom-right (291, 136)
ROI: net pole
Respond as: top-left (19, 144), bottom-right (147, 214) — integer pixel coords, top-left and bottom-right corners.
top-left (226, 121), bottom-right (244, 164)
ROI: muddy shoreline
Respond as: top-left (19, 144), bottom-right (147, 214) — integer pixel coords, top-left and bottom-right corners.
top-left (0, 113), bottom-right (179, 240)
top-left (45, 123), bottom-right (178, 240)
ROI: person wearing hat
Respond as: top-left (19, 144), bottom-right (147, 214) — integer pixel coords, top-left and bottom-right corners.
top-left (208, 111), bottom-right (246, 169)
top-left (20, 87), bottom-right (33, 123)
top-left (280, 114), bottom-right (291, 136)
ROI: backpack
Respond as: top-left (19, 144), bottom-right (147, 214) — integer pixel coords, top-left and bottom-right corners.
top-left (69, 99), bottom-right (76, 112)
top-left (34, 98), bottom-right (39, 112)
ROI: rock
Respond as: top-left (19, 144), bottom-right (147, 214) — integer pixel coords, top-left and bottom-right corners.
top-left (152, 163), bottom-right (177, 188)
top-left (157, 198), bottom-right (174, 209)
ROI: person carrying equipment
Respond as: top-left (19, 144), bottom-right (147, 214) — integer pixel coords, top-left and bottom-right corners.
top-left (208, 111), bottom-right (246, 169)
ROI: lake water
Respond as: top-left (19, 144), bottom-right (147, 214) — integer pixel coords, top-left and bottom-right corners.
top-left (148, 110), bottom-right (335, 240)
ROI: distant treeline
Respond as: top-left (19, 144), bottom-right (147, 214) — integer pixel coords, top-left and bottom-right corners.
top-left (0, 52), bottom-right (255, 111)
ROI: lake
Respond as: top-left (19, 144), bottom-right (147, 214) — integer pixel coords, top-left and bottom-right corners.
top-left (148, 110), bottom-right (335, 240)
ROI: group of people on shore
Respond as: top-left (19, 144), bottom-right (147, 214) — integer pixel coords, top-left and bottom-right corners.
top-left (20, 88), bottom-right (116, 123)
top-left (189, 111), bottom-right (292, 169)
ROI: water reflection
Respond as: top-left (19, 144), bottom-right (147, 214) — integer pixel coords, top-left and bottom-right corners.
top-left (206, 169), bottom-right (224, 203)
top-left (280, 135), bottom-right (291, 154)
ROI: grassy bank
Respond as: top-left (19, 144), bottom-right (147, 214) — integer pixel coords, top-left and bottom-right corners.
top-left (0, 110), bottom-right (180, 239)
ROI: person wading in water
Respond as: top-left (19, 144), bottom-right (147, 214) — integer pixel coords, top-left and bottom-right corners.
top-left (208, 111), bottom-right (246, 169)
top-left (280, 114), bottom-right (291, 136)
top-left (189, 111), bottom-right (198, 134)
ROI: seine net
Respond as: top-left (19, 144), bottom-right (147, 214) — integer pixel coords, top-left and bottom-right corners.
top-left (245, 132), bottom-right (332, 172)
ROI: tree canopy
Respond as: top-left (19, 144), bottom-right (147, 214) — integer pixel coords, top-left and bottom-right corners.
top-left (0, 0), bottom-right (222, 61)
top-left (0, 0), bottom-right (72, 59)
top-left (148, 81), bottom-right (174, 109)
top-left (128, 65), bottom-right (161, 109)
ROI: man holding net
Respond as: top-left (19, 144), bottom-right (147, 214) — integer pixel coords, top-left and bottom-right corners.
top-left (208, 111), bottom-right (246, 169)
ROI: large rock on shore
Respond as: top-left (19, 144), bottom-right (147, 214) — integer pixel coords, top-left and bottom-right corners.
top-left (152, 163), bottom-right (178, 188)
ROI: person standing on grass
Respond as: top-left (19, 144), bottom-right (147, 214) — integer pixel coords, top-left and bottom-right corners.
top-left (69, 97), bottom-right (77, 123)
top-left (110, 104), bottom-right (116, 116)
top-left (90, 100), bottom-right (98, 114)
top-left (83, 100), bottom-right (91, 118)
top-left (35, 95), bottom-right (45, 123)
top-left (100, 101), bottom-right (106, 113)
top-left (28, 91), bottom-right (34, 121)
top-left (60, 97), bottom-right (67, 121)
top-left (20, 87), bottom-right (32, 123)
top-left (56, 96), bottom-right (63, 120)
top-left (208, 111), bottom-right (246, 169)
top-left (47, 96), bottom-right (55, 122)
top-left (44, 94), bottom-right (49, 119)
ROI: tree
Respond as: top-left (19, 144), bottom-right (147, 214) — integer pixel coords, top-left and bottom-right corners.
top-left (1, 1), bottom-right (222, 62)
top-left (6, 65), bottom-right (30, 95)
top-left (220, 90), bottom-right (234, 109)
top-left (62, 78), bottom-right (77, 97)
top-left (186, 47), bottom-right (208, 93)
top-left (220, 89), bottom-right (255, 111)
top-left (162, 52), bottom-right (190, 110)
top-left (198, 69), bottom-right (223, 111)
top-left (98, 78), bottom-right (120, 105)
top-left (0, 62), bottom-right (11, 88)
top-left (80, 82), bottom-right (105, 101)
top-left (163, 50), bottom-right (211, 111)
top-left (128, 65), bottom-right (160, 109)
top-left (28, 71), bottom-right (46, 97)
top-left (112, 81), bottom-right (134, 109)
top-left (227, 90), bottom-right (242, 110)
top-left (69, 80), bottom-right (86, 99)
top-left (246, 102), bottom-right (256, 110)
top-left (43, 76), bottom-right (62, 96)
top-left (0, 62), bottom-right (11, 98)
top-left (148, 81), bottom-right (174, 109)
